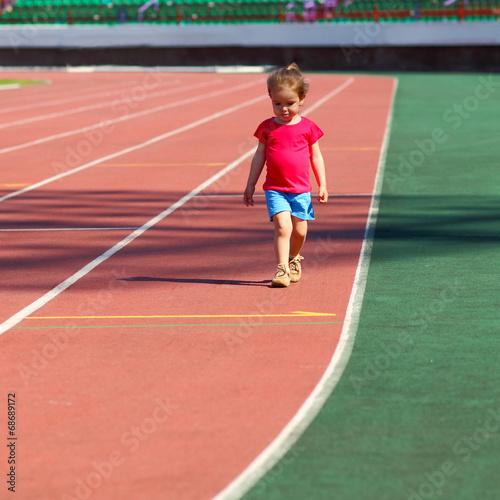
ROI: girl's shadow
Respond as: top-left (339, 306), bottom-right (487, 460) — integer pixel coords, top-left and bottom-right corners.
top-left (120, 277), bottom-right (272, 287)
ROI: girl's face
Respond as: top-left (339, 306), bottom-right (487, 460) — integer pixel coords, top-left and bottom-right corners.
top-left (269, 86), bottom-right (305, 124)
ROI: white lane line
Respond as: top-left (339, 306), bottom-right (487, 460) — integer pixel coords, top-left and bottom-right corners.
top-left (1, 77), bottom-right (146, 104)
top-left (0, 80), bottom-right (261, 156)
top-left (211, 77), bottom-right (399, 500)
top-left (193, 193), bottom-right (371, 198)
top-left (0, 148), bottom-right (256, 337)
top-left (0, 85), bottom-right (265, 204)
top-left (0, 227), bottom-right (140, 232)
top-left (0, 75), bottom-right (130, 107)
top-left (0, 79), bottom-right (220, 131)
top-left (0, 78), bottom-right (158, 114)
top-left (0, 84), bottom-right (21, 91)
top-left (301, 77), bottom-right (354, 115)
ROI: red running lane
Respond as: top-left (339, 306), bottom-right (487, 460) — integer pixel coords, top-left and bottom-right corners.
top-left (0, 73), bottom-right (237, 191)
top-left (0, 72), bottom-right (149, 114)
top-left (0, 72), bottom-right (396, 500)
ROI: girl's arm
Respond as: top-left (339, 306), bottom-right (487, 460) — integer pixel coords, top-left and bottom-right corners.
top-left (310, 141), bottom-right (328, 203)
top-left (243, 141), bottom-right (266, 207)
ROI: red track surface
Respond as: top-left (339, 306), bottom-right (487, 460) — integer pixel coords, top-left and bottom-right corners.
top-left (0, 71), bottom-right (394, 500)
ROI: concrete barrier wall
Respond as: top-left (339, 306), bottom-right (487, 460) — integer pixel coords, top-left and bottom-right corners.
top-left (1, 22), bottom-right (500, 48)
top-left (0, 22), bottom-right (499, 70)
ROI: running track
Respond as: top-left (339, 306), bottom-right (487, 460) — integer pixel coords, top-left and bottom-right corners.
top-left (0, 70), bottom-right (396, 500)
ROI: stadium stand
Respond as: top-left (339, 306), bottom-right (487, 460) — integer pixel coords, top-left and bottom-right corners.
top-left (0, 0), bottom-right (499, 25)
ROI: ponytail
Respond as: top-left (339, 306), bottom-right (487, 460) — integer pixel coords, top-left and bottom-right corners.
top-left (267, 62), bottom-right (309, 98)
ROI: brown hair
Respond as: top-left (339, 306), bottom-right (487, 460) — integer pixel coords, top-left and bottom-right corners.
top-left (267, 63), bottom-right (309, 99)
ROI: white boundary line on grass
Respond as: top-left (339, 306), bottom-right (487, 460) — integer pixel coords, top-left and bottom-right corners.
top-left (0, 78), bottom-right (353, 337)
top-left (211, 77), bottom-right (399, 500)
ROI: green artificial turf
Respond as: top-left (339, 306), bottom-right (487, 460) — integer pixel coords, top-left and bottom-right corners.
top-left (0, 79), bottom-right (46, 86)
top-left (241, 73), bottom-right (500, 500)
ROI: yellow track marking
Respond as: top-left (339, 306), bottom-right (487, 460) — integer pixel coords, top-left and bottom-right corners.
top-left (27, 311), bottom-right (336, 320)
top-left (1, 184), bottom-right (30, 187)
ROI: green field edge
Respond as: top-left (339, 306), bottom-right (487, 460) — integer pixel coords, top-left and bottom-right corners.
top-left (0, 79), bottom-right (47, 86)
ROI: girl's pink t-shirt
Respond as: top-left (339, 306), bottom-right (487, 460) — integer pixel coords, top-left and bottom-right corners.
top-left (254, 116), bottom-right (324, 193)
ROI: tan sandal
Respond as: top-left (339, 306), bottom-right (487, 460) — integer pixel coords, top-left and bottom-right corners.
top-left (272, 264), bottom-right (290, 287)
top-left (289, 255), bottom-right (304, 283)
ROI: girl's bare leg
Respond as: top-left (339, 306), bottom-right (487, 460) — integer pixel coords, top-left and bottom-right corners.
top-left (287, 216), bottom-right (308, 283)
top-left (290, 216), bottom-right (308, 258)
top-left (272, 211), bottom-right (293, 266)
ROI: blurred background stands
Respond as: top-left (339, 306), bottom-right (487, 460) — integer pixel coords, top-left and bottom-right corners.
top-left (0, 0), bottom-right (499, 28)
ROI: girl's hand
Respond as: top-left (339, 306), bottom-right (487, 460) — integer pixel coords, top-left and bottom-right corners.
top-left (244, 185), bottom-right (255, 206)
top-left (317, 186), bottom-right (328, 203)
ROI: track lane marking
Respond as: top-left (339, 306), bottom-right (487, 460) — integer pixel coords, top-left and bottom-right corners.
top-left (0, 77), bottom-right (166, 115)
top-left (0, 227), bottom-right (140, 232)
top-left (0, 78), bottom-right (141, 108)
top-left (322, 146), bottom-right (379, 151)
top-left (0, 84), bottom-right (265, 204)
top-left (0, 84), bottom-right (21, 90)
top-left (0, 80), bottom-right (261, 157)
top-left (193, 193), bottom-right (372, 198)
top-left (97, 163), bottom-right (226, 167)
top-left (0, 148), bottom-right (258, 335)
top-left (0, 79), bottom-right (220, 131)
top-left (0, 77), bottom-right (353, 338)
top-left (26, 311), bottom-right (336, 320)
top-left (13, 321), bottom-right (343, 330)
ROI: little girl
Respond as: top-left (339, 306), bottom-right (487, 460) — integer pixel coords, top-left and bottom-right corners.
top-left (243, 63), bottom-right (328, 287)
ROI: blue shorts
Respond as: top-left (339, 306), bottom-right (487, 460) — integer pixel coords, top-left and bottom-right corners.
top-left (265, 190), bottom-right (315, 222)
